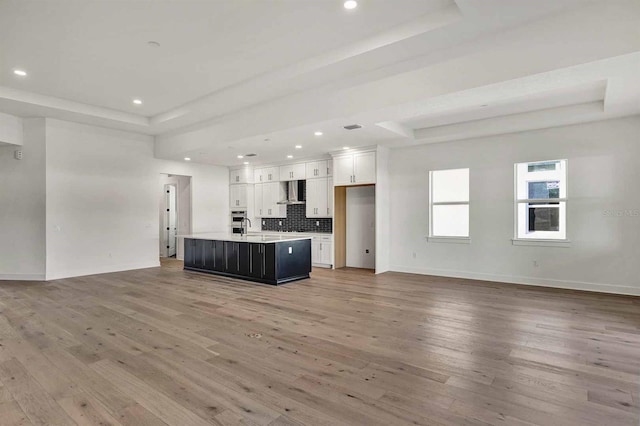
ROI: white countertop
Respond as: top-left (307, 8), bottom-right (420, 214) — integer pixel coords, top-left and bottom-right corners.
top-left (178, 232), bottom-right (312, 243)
top-left (248, 231), bottom-right (333, 237)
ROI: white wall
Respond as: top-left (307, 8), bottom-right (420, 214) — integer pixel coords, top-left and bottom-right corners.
top-left (347, 186), bottom-right (376, 269)
top-left (0, 118), bottom-right (46, 280)
top-left (388, 116), bottom-right (640, 295)
top-left (44, 119), bottom-right (229, 280)
top-left (375, 146), bottom-right (391, 273)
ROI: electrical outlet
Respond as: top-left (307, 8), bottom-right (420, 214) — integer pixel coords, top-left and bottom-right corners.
top-left (278, 221), bottom-right (282, 226)
top-left (316, 221), bottom-right (319, 226)
top-left (365, 249), bottom-right (369, 254)
top-left (262, 220), bottom-right (265, 226)
top-left (14, 150), bottom-right (23, 160)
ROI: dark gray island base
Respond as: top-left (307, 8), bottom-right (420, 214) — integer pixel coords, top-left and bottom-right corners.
top-left (182, 234), bottom-right (312, 285)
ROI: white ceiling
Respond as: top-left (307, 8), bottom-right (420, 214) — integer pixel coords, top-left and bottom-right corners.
top-left (1, 0), bottom-right (639, 166)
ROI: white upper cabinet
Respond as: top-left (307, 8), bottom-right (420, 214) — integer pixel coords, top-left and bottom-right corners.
top-left (254, 183), bottom-right (264, 217)
top-left (256, 182), bottom-right (286, 218)
top-left (353, 152), bottom-right (376, 184)
top-left (279, 163), bottom-right (306, 181)
top-left (230, 184), bottom-right (247, 208)
top-left (306, 177), bottom-right (332, 218)
top-left (254, 166), bottom-right (279, 183)
top-left (230, 167), bottom-right (252, 184)
top-left (333, 151), bottom-right (376, 186)
top-left (305, 160), bottom-right (331, 179)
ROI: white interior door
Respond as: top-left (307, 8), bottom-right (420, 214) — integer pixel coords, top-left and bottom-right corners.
top-left (165, 184), bottom-right (177, 257)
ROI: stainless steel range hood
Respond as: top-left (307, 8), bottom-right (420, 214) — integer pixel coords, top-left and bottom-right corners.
top-left (277, 180), bottom-right (305, 205)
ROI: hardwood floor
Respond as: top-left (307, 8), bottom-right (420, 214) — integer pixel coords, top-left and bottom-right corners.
top-left (1, 260), bottom-right (639, 425)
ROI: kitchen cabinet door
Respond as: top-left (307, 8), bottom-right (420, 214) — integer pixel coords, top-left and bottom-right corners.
top-left (184, 239), bottom-right (196, 268)
top-left (354, 152), bottom-right (376, 184)
top-left (311, 240), bottom-right (321, 264)
top-left (280, 163), bottom-right (305, 181)
top-left (249, 244), bottom-right (263, 278)
top-left (230, 184), bottom-right (247, 208)
top-left (213, 240), bottom-right (225, 272)
top-left (333, 155), bottom-right (354, 185)
top-left (319, 241), bottom-right (333, 265)
top-left (306, 160), bottom-right (329, 179)
top-left (264, 167), bottom-right (279, 182)
top-left (327, 177), bottom-right (334, 217)
top-left (254, 184), bottom-right (264, 217)
top-left (307, 178), bottom-right (329, 218)
top-left (306, 179), bottom-right (317, 218)
top-left (230, 168), bottom-right (251, 184)
top-left (254, 168), bottom-right (264, 183)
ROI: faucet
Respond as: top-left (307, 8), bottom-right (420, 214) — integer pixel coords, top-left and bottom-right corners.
top-left (240, 217), bottom-right (252, 236)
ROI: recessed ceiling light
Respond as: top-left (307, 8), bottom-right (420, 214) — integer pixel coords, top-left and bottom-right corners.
top-left (184, 157), bottom-right (191, 161)
top-left (295, 145), bottom-right (302, 149)
top-left (13, 69), bottom-right (27, 77)
top-left (344, 0), bottom-right (358, 10)
top-left (133, 99), bottom-right (143, 105)
top-left (237, 155), bottom-right (244, 159)
top-left (314, 131), bottom-right (323, 136)
top-left (343, 146), bottom-right (350, 150)
top-left (243, 161), bottom-right (249, 165)
top-left (287, 155), bottom-right (293, 159)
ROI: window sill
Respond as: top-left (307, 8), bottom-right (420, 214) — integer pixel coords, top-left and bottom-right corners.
top-left (512, 239), bottom-right (571, 248)
top-left (427, 236), bottom-right (471, 244)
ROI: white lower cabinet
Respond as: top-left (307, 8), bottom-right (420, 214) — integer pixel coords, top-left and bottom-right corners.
top-left (312, 236), bottom-right (333, 267)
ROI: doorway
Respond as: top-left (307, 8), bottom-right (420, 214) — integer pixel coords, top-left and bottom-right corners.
top-left (164, 184), bottom-right (177, 257)
top-left (159, 174), bottom-right (192, 259)
top-left (334, 184), bottom-right (376, 270)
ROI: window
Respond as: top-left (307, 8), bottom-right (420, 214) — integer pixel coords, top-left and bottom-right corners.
top-left (515, 160), bottom-right (567, 240)
top-left (429, 168), bottom-right (469, 239)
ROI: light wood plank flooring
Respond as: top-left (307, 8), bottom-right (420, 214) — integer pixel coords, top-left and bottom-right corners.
top-left (0, 260), bottom-right (639, 425)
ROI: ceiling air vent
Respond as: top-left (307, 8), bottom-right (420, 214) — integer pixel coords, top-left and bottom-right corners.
top-left (343, 124), bottom-right (363, 130)
top-left (245, 153), bottom-right (257, 157)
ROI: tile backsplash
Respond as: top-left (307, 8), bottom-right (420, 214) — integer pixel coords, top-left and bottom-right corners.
top-left (261, 204), bottom-right (332, 233)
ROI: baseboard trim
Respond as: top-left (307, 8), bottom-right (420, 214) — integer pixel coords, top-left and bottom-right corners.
top-left (45, 261), bottom-right (161, 281)
top-left (390, 265), bottom-right (640, 296)
top-left (0, 273), bottom-right (46, 281)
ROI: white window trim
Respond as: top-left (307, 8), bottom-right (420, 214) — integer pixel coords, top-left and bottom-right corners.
top-left (427, 236), bottom-right (471, 244)
top-left (428, 169), bottom-right (470, 240)
top-left (514, 160), bottom-right (569, 243)
top-left (512, 238), bottom-right (571, 248)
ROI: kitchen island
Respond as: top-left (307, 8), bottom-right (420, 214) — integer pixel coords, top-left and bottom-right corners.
top-left (181, 233), bottom-right (311, 285)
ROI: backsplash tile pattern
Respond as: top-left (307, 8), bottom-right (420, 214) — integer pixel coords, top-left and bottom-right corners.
top-left (261, 204), bottom-right (332, 233)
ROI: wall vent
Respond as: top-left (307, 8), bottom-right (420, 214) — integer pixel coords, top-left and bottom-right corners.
top-left (343, 124), bottom-right (363, 130)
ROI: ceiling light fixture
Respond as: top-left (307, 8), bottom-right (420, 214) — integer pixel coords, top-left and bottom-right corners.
top-left (343, 146), bottom-right (350, 150)
top-left (314, 131), bottom-right (323, 136)
top-left (133, 99), bottom-right (143, 105)
top-left (243, 161), bottom-right (249, 165)
top-left (184, 157), bottom-right (191, 161)
top-left (13, 69), bottom-right (27, 77)
top-left (344, 1), bottom-right (358, 10)
top-left (237, 155), bottom-right (244, 159)
top-left (295, 145), bottom-right (302, 149)
top-left (287, 155), bottom-right (293, 159)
